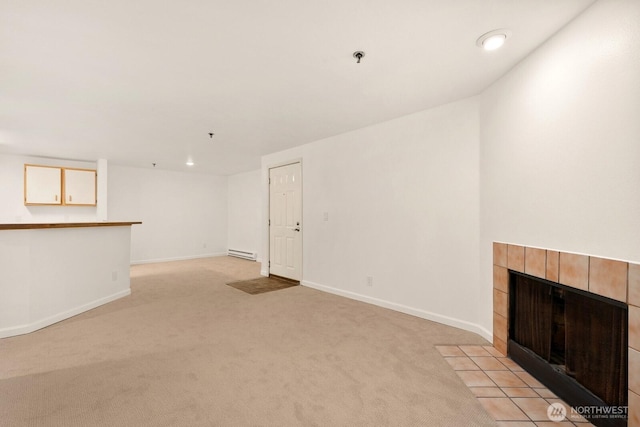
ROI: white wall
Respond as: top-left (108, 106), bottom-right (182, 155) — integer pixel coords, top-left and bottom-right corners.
top-left (108, 165), bottom-right (228, 264)
top-left (479, 0), bottom-right (640, 329)
top-left (262, 97), bottom-right (486, 337)
top-left (227, 169), bottom-right (261, 260)
top-left (0, 226), bottom-right (132, 338)
top-left (0, 153), bottom-right (98, 223)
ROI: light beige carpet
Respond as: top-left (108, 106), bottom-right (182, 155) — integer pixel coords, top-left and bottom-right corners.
top-left (0, 256), bottom-right (495, 427)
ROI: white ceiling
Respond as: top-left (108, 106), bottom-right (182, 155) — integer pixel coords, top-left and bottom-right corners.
top-left (1, 0), bottom-right (596, 175)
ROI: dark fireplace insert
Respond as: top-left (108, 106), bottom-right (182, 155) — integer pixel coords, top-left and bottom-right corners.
top-left (508, 271), bottom-right (628, 427)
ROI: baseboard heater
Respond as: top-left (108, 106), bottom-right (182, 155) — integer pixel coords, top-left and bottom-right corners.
top-left (227, 249), bottom-right (257, 261)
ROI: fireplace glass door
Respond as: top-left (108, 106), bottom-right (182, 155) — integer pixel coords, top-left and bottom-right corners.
top-left (564, 291), bottom-right (627, 406)
top-left (510, 272), bottom-right (627, 408)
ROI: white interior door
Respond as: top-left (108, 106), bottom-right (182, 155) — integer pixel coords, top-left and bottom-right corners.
top-left (269, 162), bottom-right (302, 281)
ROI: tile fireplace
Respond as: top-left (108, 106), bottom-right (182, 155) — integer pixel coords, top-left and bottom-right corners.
top-left (493, 242), bottom-right (640, 426)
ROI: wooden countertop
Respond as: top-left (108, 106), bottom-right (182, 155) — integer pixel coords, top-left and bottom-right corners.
top-left (0, 221), bottom-right (142, 230)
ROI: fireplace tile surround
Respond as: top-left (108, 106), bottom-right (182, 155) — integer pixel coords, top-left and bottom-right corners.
top-left (492, 242), bottom-right (640, 426)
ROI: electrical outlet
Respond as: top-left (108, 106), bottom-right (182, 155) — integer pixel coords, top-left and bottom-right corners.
top-left (111, 271), bottom-right (118, 281)
top-left (366, 276), bottom-right (373, 287)
top-left (203, 243), bottom-right (207, 248)
top-left (323, 212), bottom-right (329, 221)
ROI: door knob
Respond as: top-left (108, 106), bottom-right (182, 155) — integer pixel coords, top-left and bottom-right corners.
top-left (294, 227), bottom-right (300, 232)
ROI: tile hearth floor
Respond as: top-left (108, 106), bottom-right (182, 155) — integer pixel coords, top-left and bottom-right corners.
top-left (436, 345), bottom-right (594, 426)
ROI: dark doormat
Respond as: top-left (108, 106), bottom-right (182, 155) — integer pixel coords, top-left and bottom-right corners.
top-left (226, 276), bottom-right (299, 295)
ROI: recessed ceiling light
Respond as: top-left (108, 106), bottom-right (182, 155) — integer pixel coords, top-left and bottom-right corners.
top-left (476, 29), bottom-right (512, 51)
top-left (186, 161), bottom-right (195, 166)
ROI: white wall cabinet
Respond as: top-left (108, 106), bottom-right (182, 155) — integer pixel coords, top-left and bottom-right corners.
top-left (24, 164), bottom-right (97, 206)
top-left (64, 168), bottom-right (97, 205)
top-left (24, 165), bottom-right (62, 205)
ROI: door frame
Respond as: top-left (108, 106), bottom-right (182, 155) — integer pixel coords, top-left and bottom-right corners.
top-left (266, 159), bottom-right (303, 279)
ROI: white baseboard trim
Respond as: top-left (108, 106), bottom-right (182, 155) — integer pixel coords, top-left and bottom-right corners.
top-left (260, 269), bottom-right (269, 277)
top-left (131, 252), bottom-right (227, 265)
top-left (301, 280), bottom-right (493, 342)
top-left (0, 288), bottom-right (131, 339)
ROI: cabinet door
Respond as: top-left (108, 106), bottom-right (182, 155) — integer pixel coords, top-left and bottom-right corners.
top-left (64, 168), bottom-right (97, 205)
top-left (24, 165), bottom-right (62, 205)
